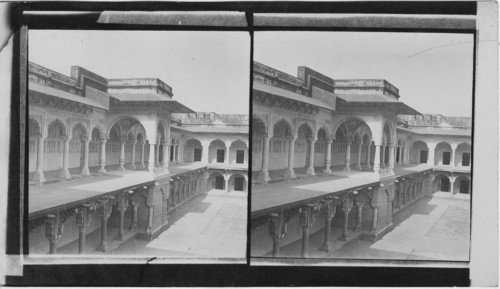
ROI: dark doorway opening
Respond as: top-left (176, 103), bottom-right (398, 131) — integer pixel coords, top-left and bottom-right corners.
top-left (420, 150), bottom-right (428, 164)
top-left (396, 147), bottom-right (400, 163)
top-left (216, 149), bottom-right (225, 163)
top-left (170, 145), bottom-right (174, 161)
top-left (440, 177), bottom-right (450, 192)
top-left (215, 175), bottom-right (224, 190)
top-left (194, 148), bottom-right (202, 162)
top-left (234, 177), bottom-right (244, 191)
top-left (442, 151), bottom-right (451, 165)
top-left (459, 179), bottom-right (470, 194)
top-left (236, 150), bottom-right (244, 164)
top-left (462, 152), bottom-right (471, 166)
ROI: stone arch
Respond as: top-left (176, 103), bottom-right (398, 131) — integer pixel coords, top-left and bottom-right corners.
top-left (433, 174), bottom-right (451, 192)
top-left (252, 115), bottom-right (267, 136)
top-left (332, 116), bottom-right (378, 143)
top-left (410, 140), bottom-right (429, 164)
top-left (90, 124), bottom-right (105, 139)
top-left (184, 138), bottom-right (203, 162)
top-left (207, 171), bottom-right (225, 190)
top-left (228, 172), bottom-right (247, 192)
top-left (434, 141), bottom-right (453, 165)
top-left (272, 118), bottom-right (293, 138)
top-left (453, 175), bottom-right (472, 195)
top-left (47, 119), bottom-right (67, 138)
top-left (209, 139), bottom-right (227, 164)
top-left (229, 139), bottom-right (248, 165)
top-left (109, 125), bottom-right (121, 142)
top-left (317, 125), bottom-right (332, 140)
top-left (29, 117), bottom-right (42, 137)
top-left (455, 142), bottom-right (472, 167)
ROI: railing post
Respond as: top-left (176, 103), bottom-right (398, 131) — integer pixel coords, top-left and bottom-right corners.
top-left (299, 203), bottom-right (317, 258)
top-left (97, 197), bottom-right (113, 252)
top-left (319, 196), bottom-right (339, 253)
top-left (269, 211), bottom-right (287, 257)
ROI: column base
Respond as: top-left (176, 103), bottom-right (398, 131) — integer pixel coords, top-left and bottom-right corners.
top-left (161, 166), bottom-right (170, 175)
top-left (33, 171), bottom-right (46, 183)
top-left (114, 233), bottom-right (124, 242)
top-left (118, 163), bottom-right (125, 171)
top-left (129, 163), bottom-right (136, 170)
top-left (323, 166), bottom-right (332, 174)
top-left (96, 242), bottom-right (108, 252)
top-left (258, 170), bottom-right (270, 183)
top-left (98, 165), bottom-right (107, 174)
top-left (319, 242), bottom-right (331, 253)
top-left (344, 164), bottom-right (351, 171)
top-left (284, 169), bottom-right (296, 180)
top-left (306, 167), bottom-right (316, 176)
top-left (80, 167), bottom-right (90, 176)
top-left (356, 164), bottom-right (362, 170)
top-left (59, 169), bottom-right (71, 180)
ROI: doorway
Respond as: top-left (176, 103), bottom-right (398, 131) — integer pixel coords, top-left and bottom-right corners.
top-left (236, 150), bottom-right (244, 164)
top-left (215, 175), bottom-right (224, 190)
top-left (234, 177), bottom-right (244, 191)
top-left (194, 148), bottom-right (202, 162)
top-left (419, 150), bottom-right (428, 163)
top-left (216, 149), bottom-right (225, 163)
top-left (442, 151), bottom-right (451, 165)
top-left (459, 179), bottom-right (470, 194)
top-left (462, 152), bottom-right (470, 166)
top-left (440, 177), bottom-right (450, 192)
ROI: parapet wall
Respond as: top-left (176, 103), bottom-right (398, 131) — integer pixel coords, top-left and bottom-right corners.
top-left (172, 112), bottom-right (249, 126)
top-left (398, 114), bottom-right (472, 128)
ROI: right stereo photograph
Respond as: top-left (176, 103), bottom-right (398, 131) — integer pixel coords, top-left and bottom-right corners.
top-left (250, 31), bottom-right (473, 263)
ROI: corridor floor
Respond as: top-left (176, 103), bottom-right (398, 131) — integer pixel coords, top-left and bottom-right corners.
top-left (110, 191), bottom-right (247, 261)
top-left (332, 195), bottom-right (470, 261)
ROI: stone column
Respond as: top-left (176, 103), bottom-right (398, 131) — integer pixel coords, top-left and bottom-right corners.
top-left (259, 135), bottom-right (271, 182)
top-left (269, 211), bottom-right (287, 257)
top-left (140, 141), bottom-right (146, 169)
top-left (339, 194), bottom-right (353, 241)
top-left (225, 141), bottom-right (231, 165)
top-left (130, 140), bottom-right (137, 170)
top-left (451, 144), bottom-right (457, 167)
top-left (97, 197), bottom-right (113, 252)
top-left (323, 138), bottom-right (332, 174)
top-left (284, 136), bottom-right (296, 180)
top-left (373, 144), bottom-right (381, 175)
top-left (45, 213), bottom-right (63, 254)
top-left (98, 139), bottom-right (107, 174)
top-left (371, 205), bottom-right (379, 234)
top-left (224, 174), bottom-right (230, 192)
top-left (144, 184), bottom-right (156, 237)
top-left (33, 136), bottom-right (46, 183)
top-left (129, 193), bottom-right (139, 231)
top-left (162, 141), bottom-right (170, 174)
top-left (300, 204), bottom-right (316, 258)
top-left (427, 143), bottom-right (437, 166)
top-left (81, 137), bottom-right (90, 175)
top-left (59, 136), bottom-right (71, 180)
top-left (356, 142), bottom-right (363, 170)
top-left (354, 193), bottom-right (363, 232)
top-left (380, 143), bottom-right (386, 169)
top-left (306, 137), bottom-right (316, 176)
top-left (119, 137), bottom-right (126, 170)
top-left (148, 143), bottom-right (156, 174)
top-left (449, 177), bottom-right (456, 196)
top-left (115, 193), bottom-right (129, 241)
top-left (344, 141), bottom-right (352, 171)
top-left (155, 143), bottom-right (160, 167)
top-left (76, 205), bottom-right (92, 254)
top-left (365, 141), bottom-right (372, 169)
top-left (202, 144), bottom-right (209, 164)
top-left (388, 143), bottom-right (395, 174)
top-left (320, 196), bottom-right (338, 253)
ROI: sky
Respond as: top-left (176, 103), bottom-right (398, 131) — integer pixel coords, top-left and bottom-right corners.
top-left (255, 32), bottom-right (474, 117)
top-left (29, 30), bottom-right (250, 114)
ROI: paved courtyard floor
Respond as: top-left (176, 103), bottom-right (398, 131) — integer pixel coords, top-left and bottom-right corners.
top-left (111, 191), bottom-right (247, 259)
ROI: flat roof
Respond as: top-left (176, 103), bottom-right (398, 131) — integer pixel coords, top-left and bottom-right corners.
top-left (172, 125), bottom-right (248, 134)
top-left (398, 126), bottom-right (471, 137)
top-left (29, 82), bottom-right (109, 110)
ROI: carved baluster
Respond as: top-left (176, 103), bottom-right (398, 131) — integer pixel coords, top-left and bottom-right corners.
top-left (354, 192), bottom-right (363, 232)
top-left (97, 197), bottom-right (113, 252)
top-left (319, 196), bottom-right (339, 253)
top-left (299, 203), bottom-right (317, 258)
top-left (45, 213), bottom-right (63, 254)
top-left (339, 193), bottom-right (353, 241)
top-left (162, 183), bottom-right (170, 225)
top-left (129, 191), bottom-right (140, 231)
top-left (269, 211), bottom-right (287, 257)
top-left (115, 192), bottom-right (129, 241)
top-left (143, 184), bottom-right (156, 237)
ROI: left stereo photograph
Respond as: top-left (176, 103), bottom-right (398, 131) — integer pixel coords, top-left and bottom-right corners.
top-left (27, 30), bottom-right (249, 263)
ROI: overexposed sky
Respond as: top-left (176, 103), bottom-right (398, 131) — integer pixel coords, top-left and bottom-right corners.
top-left (29, 30), bottom-right (250, 114)
top-left (255, 32), bottom-right (474, 117)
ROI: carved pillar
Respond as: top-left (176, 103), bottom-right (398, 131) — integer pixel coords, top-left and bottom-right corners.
top-left (81, 137), bottom-right (90, 175)
top-left (130, 140), bottom-right (137, 170)
top-left (98, 139), bottom-right (107, 174)
top-left (115, 192), bottom-right (129, 241)
top-left (143, 184), bottom-right (156, 237)
top-left (373, 144), bottom-right (381, 175)
top-left (449, 177), bottom-right (456, 196)
top-left (76, 204), bottom-right (93, 254)
top-left (269, 211), bottom-right (287, 257)
top-left (320, 196), bottom-right (339, 253)
top-left (284, 136), bottom-right (297, 180)
top-left (162, 141), bottom-right (170, 174)
top-left (339, 193), bottom-right (353, 241)
top-left (225, 142), bottom-right (230, 165)
top-left (300, 204), bottom-right (317, 258)
top-left (140, 141), bottom-right (146, 169)
top-left (323, 138), bottom-right (332, 174)
top-left (354, 193), bottom-right (363, 232)
top-left (162, 184), bottom-right (170, 225)
top-left (129, 192), bottom-right (139, 231)
top-left (381, 143), bottom-right (386, 169)
top-left (97, 197), bottom-right (113, 252)
top-left (259, 135), bottom-right (271, 182)
top-left (148, 143), bottom-right (156, 173)
top-left (224, 174), bottom-right (230, 192)
top-left (388, 143), bottom-right (395, 174)
top-left (356, 142), bottom-right (363, 170)
top-left (59, 136), bottom-right (71, 180)
top-left (33, 136), bottom-right (46, 183)
top-left (451, 144), bottom-right (457, 167)
top-left (45, 213), bottom-right (63, 254)
top-left (365, 140), bottom-right (372, 169)
top-left (371, 204), bottom-right (379, 234)
top-left (119, 137), bottom-right (126, 170)
top-left (306, 137), bottom-right (316, 175)
top-left (427, 143), bottom-right (437, 166)
top-left (344, 141), bottom-right (352, 171)
top-left (155, 143), bottom-right (160, 167)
